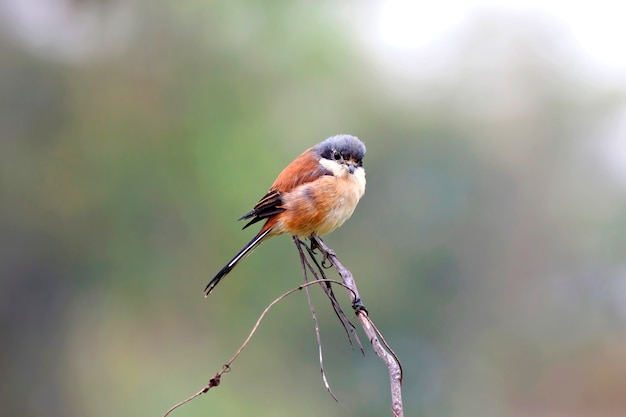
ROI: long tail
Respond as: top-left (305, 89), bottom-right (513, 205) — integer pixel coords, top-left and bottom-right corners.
top-left (204, 227), bottom-right (273, 296)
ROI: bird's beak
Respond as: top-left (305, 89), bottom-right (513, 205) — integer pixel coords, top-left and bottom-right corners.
top-left (347, 162), bottom-right (355, 174)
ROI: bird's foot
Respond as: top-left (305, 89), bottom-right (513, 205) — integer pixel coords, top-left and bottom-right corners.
top-left (310, 235), bottom-right (335, 268)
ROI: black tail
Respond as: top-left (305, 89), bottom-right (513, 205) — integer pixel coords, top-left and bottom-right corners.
top-left (204, 228), bottom-right (273, 296)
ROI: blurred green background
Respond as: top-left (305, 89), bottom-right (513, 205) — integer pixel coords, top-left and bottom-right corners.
top-left (2, 1), bottom-right (626, 416)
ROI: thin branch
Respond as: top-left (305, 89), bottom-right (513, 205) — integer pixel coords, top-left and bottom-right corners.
top-left (311, 236), bottom-right (404, 417)
top-left (293, 236), bottom-right (338, 401)
top-left (163, 372), bottom-right (223, 417)
top-left (166, 238), bottom-right (404, 417)
top-left (294, 237), bottom-right (364, 353)
top-left (163, 279), bottom-right (356, 417)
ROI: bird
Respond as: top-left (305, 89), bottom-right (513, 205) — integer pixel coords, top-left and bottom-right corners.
top-left (204, 134), bottom-right (366, 295)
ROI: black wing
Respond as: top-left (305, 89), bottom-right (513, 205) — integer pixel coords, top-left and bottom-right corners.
top-left (239, 189), bottom-right (285, 230)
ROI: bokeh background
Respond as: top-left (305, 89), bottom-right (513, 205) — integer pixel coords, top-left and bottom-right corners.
top-left (2, 1), bottom-right (626, 416)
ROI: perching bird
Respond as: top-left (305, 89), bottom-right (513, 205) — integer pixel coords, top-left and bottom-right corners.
top-left (204, 134), bottom-right (366, 295)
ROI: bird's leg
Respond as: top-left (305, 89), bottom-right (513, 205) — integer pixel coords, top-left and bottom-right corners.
top-left (308, 236), bottom-right (320, 253)
top-left (309, 235), bottom-right (335, 269)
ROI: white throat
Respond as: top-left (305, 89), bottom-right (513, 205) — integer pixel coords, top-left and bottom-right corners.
top-left (319, 158), bottom-right (352, 178)
top-left (319, 158), bottom-right (366, 197)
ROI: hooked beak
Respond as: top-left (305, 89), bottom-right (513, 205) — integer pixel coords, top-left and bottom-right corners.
top-left (347, 162), bottom-right (355, 174)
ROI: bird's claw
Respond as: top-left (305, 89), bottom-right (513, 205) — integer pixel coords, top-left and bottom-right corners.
top-left (309, 238), bottom-right (320, 254)
top-left (309, 235), bottom-right (335, 268)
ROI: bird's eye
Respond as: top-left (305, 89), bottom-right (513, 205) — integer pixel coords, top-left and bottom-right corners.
top-left (333, 150), bottom-right (341, 160)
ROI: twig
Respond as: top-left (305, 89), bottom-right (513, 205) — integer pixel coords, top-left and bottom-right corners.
top-left (294, 237), bottom-right (364, 353)
top-left (311, 236), bottom-right (404, 417)
top-left (293, 236), bottom-right (338, 401)
top-left (163, 372), bottom-right (224, 417)
top-left (165, 239), bottom-right (403, 416)
top-left (163, 279), bottom-right (356, 417)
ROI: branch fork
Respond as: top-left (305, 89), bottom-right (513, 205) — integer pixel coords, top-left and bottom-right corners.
top-left (164, 237), bottom-right (404, 417)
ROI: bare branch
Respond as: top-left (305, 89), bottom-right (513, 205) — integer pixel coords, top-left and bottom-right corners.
top-left (311, 236), bottom-right (404, 417)
top-left (293, 236), bottom-right (338, 401)
top-left (166, 238), bottom-right (404, 416)
top-left (294, 237), bottom-right (364, 352)
top-left (163, 279), bottom-right (354, 417)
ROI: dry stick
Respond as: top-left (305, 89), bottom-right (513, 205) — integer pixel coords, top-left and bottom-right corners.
top-left (164, 241), bottom-right (403, 416)
top-left (162, 279), bottom-right (356, 417)
top-left (294, 237), bottom-right (365, 356)
top-left (293, 236), bottom-right (338, 401)
top-left (294, 237), bottom-right (364, 353)
top-left (312, 236), bottom-right (404, 417)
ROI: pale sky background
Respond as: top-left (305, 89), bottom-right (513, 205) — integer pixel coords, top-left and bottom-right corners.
top-left (358, 0), bottom-right (626, 186)
top-left (369, 0), bottom-right (626, 71)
